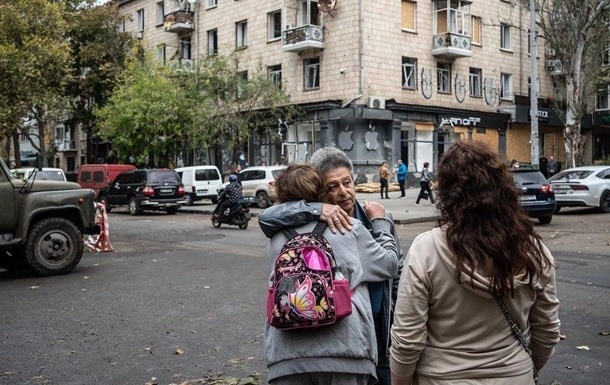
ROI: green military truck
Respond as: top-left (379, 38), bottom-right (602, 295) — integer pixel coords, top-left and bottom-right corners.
top-left (0, 156), bottom-right (100, 276)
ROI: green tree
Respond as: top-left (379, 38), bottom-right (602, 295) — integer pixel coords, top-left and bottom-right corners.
top-left (0, 0), bottom-right (72, 166)
top-left (532, 0), bottom-right (610, 167)
top-left (96, 50), bottom-right (200, 167)
top-left (62, 0), bottom-right (134, 163)
top-left (196, 51), bottom-right (299, 168)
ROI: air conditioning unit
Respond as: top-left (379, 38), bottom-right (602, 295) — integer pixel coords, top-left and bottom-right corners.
top-left (369, 96), bottom-right (386, 109)
top-left (545, 48), bottom-right (556, 57)
top-left (136, 31), bottom-right (143, 39)
top-left (546, 59), bottom-right (562, 71)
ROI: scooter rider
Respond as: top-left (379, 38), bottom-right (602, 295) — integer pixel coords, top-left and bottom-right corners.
top-left (218, 174), bottom-right (243, 221)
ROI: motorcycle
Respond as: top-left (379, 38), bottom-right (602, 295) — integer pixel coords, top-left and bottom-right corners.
top-left (211, 197), bottom-right (252, 229)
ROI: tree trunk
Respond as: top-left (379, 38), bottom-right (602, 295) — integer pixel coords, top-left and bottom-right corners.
top-left (12, 128), bottom-right (21, 168)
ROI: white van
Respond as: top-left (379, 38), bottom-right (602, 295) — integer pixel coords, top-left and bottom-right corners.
top-left (175, 165), bottom-right (223, 205)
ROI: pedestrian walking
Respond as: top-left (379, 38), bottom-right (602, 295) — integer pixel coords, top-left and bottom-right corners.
top-left (394, 160), bottom-right (407, 198)
top-left (379, 161), bottom-right (390, 199)
top-left (260, 163), bottom-right (399, 385)
top-left (415, 162), bottom-right (434, 206)
top-left (390, 140), bottom-right (560, 385)
top-left (546, 156), bottom-right (558, 178)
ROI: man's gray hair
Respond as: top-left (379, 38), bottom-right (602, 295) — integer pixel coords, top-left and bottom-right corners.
top-left (309, 147), bottom-right (354, 176)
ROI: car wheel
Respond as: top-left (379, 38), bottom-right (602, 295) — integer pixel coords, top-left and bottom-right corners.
top-left (98, 195), bottom-right (111, 213)
top-left (24, 218), bottom-right (83, 276)
top-left (165, 206), bottom-right (179, 215)
top-left (599, 190), bottom-right (610, 213)
top-left (538, 215), bottom-right (552, 225)
top-left (256, 191), bottom-right (270, 209)
top-left (184, 194), bottom-right (194, 206)
top-left (128, 197), bottom-right (142, 215)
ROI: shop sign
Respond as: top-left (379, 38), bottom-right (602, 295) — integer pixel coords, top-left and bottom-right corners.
top-left (528, 109), bottom-right (550, 123)
top-left (440, 116), bottom-right (482, 127)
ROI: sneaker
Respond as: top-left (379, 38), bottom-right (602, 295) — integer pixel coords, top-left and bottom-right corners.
top-left (414, 203), bottom-right (419, 206)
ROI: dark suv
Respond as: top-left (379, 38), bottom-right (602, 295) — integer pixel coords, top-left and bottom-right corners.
top-left (98, 169), bottom-right (186, 215)
top-left (511, 169), bottom-right (556, 224)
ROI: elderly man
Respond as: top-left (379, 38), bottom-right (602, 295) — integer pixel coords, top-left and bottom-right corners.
top-left (258, 147), bottom-right (405, 385)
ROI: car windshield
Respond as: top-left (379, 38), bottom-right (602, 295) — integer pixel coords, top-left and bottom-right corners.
top-left (33, 170), bottom-right (65, 181)
top-left (549, 170), bottom-right (593, 181)
top-left (148, 170), bottom-right (181, 184)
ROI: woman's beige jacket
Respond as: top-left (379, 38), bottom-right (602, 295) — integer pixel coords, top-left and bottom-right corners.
top-left (390, 227), bottom-right (560, 384)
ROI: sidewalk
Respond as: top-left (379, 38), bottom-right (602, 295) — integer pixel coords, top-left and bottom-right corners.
top-left (181, 187), bottom-right (438, 225)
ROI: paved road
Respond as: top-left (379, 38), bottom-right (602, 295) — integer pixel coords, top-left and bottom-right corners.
top-left (0, 206), bottom-right (608, 385)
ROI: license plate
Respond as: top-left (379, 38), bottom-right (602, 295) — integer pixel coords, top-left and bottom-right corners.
top-left (555, 188), bottom-right (567, 194)
top-left (519, 195), bottom-right (536, 201)
top-left (197, 189), bottom-right (208, 194)
top-left (160, 188), bottom-right (172, 193)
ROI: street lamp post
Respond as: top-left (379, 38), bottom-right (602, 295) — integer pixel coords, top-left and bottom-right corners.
top-left (530, 0), bottom-right (540, 168)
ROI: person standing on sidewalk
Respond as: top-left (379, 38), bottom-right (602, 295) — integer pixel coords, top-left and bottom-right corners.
top-left (379, 161), bottom-right (390, 199)
top-left (415, 162), bottom-right (434, 206)
top-left (395, 160), bottom-right (407, 198)
top-left (546, 156), bottom-right (558, 178)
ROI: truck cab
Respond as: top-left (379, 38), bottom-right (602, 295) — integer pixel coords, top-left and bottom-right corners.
top-left (0, 156), bottom-right (100, 276)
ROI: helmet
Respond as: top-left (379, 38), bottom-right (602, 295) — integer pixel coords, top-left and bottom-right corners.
top-left (229, 174), bottom-right (238, 182)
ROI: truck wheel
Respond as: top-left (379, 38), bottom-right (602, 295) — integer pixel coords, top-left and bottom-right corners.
top-left (165, 206), bottom-right (179, 215)
top-left (99, 196), bottom-right (111, 213)
top-left (25, 218), bottom-right (83, 276)
top-left (129, 197), bottom-right (142, 215)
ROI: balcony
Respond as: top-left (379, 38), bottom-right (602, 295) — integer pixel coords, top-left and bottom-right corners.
top-left (163, 10), bottom-right (194, 33)
top-left (56, 139), bottom-right (76, 152)
top-left (282, 25), bottom-right (324, 53)
top-left (431, 32), bottom-right (472, 58)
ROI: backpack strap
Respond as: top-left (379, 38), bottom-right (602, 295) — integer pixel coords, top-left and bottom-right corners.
top-left (312, 221), bottom-right (328, 235)
top-left (281, 227), bottom-right (299, 239)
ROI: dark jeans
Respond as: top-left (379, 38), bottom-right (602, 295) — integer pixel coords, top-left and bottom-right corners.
top-left (218, 200), bottom-right (237, 219)
top-left (398, 180), bottom-right (406, 197)
top-left (416, 181), bottom-right (434, 204)
top-left (380, 178), bottom-right (389, 198)
top-left (374, 312), bottom-right (390, 385)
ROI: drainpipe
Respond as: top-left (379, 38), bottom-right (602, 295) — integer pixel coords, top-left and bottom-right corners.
top-left (359, 0), bottom-right (364, 94)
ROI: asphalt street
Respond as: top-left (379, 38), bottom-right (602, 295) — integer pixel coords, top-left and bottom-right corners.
top-left (0, 200), bottom-right (608, 385)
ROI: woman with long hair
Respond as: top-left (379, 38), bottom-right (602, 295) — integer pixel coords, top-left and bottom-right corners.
top-left (390, 140), bottom-right (560, 385)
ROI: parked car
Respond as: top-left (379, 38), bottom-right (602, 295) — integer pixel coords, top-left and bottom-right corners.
top-left (11, 167), bottom-right (67, 181)
top-left (98, 169), bottom-right (186, 215)
top-left (548, 165), bottom-right (610, 213)
top-left (77, 164), bottom-right (136, 198)
top-left (511, 168), bottom-right (556, 224)
top-left (174, 165), bottom-right (223, 205)
top-left (218, 165), bottom-right (286, 208)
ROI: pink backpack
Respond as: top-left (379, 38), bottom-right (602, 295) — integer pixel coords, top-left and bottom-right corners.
top-left (266, 222), bottom-right (353, 330)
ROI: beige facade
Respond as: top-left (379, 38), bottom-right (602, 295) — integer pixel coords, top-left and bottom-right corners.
top-left (116, 0), bottom-right (571, 178)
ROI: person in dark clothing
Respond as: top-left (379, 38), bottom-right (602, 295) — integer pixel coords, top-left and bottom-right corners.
top-left (415, 162), bottom-right (435, 206)
top-left (231, 164), bottom-right (242, 185)
top-left (217, 174), bottom-right (243, 220)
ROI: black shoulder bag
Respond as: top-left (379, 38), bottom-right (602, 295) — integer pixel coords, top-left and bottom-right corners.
top-left (495, 295), bottom-right (539, 384)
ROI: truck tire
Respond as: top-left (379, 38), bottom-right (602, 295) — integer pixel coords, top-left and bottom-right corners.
top-left (25, 218), bottom-right (84, 276)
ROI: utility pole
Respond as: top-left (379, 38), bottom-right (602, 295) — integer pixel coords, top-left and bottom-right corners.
top-left (530, 0), bottom-right (540, 167)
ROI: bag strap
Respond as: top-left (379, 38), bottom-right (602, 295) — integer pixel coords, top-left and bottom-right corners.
top-left (495, 295), bottom-right (539, 383)
top-left (281, 221), bottom-right (327, 239)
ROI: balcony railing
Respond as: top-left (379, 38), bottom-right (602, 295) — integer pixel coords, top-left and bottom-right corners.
top-left (163, 10), bottom-right (194, 33)
top-left (56, 139), bottom-right (76, 152)
top-left (282, 25), bottom-right (324, 53)
top-left (431, 32), bottom-right (472, 58)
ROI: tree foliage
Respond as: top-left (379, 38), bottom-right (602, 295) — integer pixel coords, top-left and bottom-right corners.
top-left (96, 50), bottom-right (298, 168)
top-left (532, 0), bottom-right (610, 167)
top-left (0, 0), bottom-right (72, 165)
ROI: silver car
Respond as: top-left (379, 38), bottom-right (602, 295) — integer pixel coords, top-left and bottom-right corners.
top-left (549, 165), bottom-right (610, 213)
